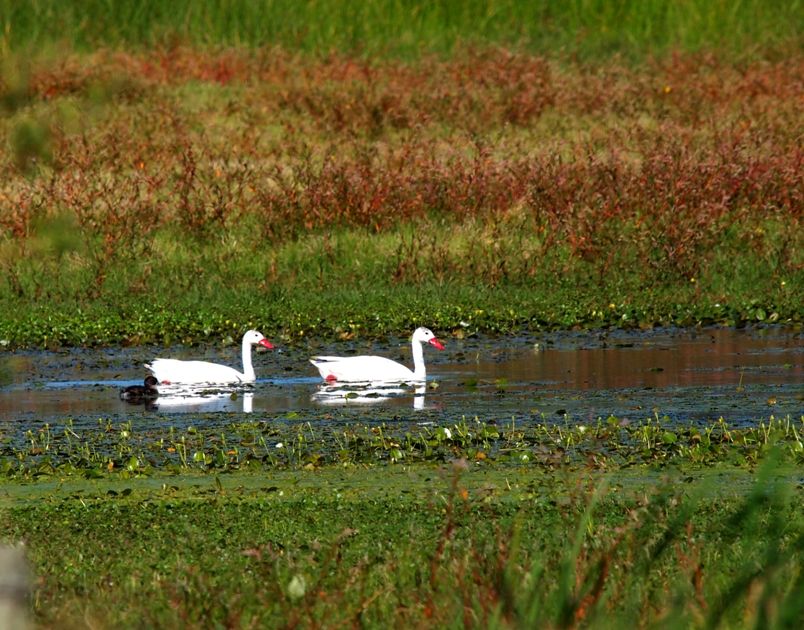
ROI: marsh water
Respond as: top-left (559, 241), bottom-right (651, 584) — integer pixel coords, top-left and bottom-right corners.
top-left (0, 327), bottom-right (801, 429)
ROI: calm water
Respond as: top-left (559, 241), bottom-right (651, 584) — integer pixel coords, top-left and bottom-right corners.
top-left (0, 327), bottom-right (801, 428)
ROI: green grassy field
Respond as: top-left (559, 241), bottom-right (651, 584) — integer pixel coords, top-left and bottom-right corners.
top-left (5, 466), bottom-right (802, 628)
top-left (2, 416), bottom-right (802, 627)
top-left (2, 0), bottom-right (802, 59)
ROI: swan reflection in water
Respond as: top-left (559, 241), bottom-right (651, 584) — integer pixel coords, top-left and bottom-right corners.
top-left (312, 383), bottom-right (427, 410)
top-left (151, 391), bottom-right (254, 413)
top-left (119, 380), bottom-right (429, 413)
top-left (136, 388), bottom-right (254, 413)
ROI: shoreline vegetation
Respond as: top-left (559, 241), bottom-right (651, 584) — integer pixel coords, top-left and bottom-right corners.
top-left (1, 3), bottom-right (802, 350)
top-left (5, 414), bottom-right (803, 481)
top-left (4, 457), bottom-right (800, 628)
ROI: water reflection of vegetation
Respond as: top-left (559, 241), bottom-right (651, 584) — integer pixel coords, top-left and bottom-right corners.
top-left (3, 414), bottom-right (801, 480)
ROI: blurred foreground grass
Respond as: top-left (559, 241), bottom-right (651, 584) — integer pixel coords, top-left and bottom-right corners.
top-left (1, 0), bottom-right (801, 60)
top-left (2, 451), bottom-right (801, 628)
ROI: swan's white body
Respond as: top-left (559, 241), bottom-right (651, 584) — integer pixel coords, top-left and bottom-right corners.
top-left (146, 330), bottom-right (273, 385)
top-left (310, 327), bottom-right (444, 383)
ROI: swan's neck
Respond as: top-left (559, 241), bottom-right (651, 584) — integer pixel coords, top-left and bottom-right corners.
top-left (411, 338), bottom-right (426, 380)
top-left (241, 338), bottom-right (255, 381)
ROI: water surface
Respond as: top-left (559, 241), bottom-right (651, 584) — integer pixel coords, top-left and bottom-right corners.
top-left (0, 327), bottom-right (800, 429)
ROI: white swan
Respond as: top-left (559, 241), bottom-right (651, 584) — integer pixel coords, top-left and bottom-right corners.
top-left (146, 330), bottom-right (273, 384)
top-left (310, 327), bottom-right (444, 383)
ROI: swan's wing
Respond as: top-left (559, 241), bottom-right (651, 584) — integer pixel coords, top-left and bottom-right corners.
top-left (310, 355), bottom-right (414, 382)
top-left (146, 359), bottom-right (244, 384)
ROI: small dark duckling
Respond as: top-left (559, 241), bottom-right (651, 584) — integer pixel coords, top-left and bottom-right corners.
top-left (120, 375), bottom-right (159, 402)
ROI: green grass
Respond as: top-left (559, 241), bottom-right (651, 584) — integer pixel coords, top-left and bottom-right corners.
top-left (0, 220), bottom-right (800, 347)
top-left (2, 455), bottom-right (802, 627)
top-left (1, 0), bottom-right (801, 59)
top-left (0, 271), bottom-right (798, 348)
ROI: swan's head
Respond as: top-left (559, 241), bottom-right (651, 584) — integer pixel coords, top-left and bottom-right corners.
top-left (412, 327), bottom-right (445, 350)
top-left (243, 330), bottom-right (274, 349)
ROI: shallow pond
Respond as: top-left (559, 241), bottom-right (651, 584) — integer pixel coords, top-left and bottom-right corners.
top-left (0, 327), bottom-right (801, 429)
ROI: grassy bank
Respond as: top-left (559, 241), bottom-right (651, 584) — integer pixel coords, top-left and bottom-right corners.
top-left (1, 49), bottom-right (801, 346)
top-left (1, 279), bottom-right (799, 348)
top-left (3, 471), bottom-right (802, 627)
top-left (2, 0), bottom-right (801, 60)
top-left (4, 468), bottom-right (801, 628)
top-left (1, 415), bottom-right (802, 627)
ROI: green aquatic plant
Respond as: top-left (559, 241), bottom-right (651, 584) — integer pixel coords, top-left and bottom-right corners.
top-left (1, 415), bottom-right (801, 481)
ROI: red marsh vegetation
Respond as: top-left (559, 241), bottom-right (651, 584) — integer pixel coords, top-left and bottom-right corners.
top-left (1, 48), bottom-right (801, 292)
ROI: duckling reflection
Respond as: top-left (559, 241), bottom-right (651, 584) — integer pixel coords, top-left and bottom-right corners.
top-left (313, 383), bottom-right (426, 409)
top-left (150, 390), bottom-right (254, 413)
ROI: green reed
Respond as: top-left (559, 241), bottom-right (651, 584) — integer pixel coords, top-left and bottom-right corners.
top-left (1, 0), bottom-right (800, 59)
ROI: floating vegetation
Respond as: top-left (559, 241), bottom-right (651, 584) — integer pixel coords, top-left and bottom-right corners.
top-left (2, 414), bottom-right (801, 480)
